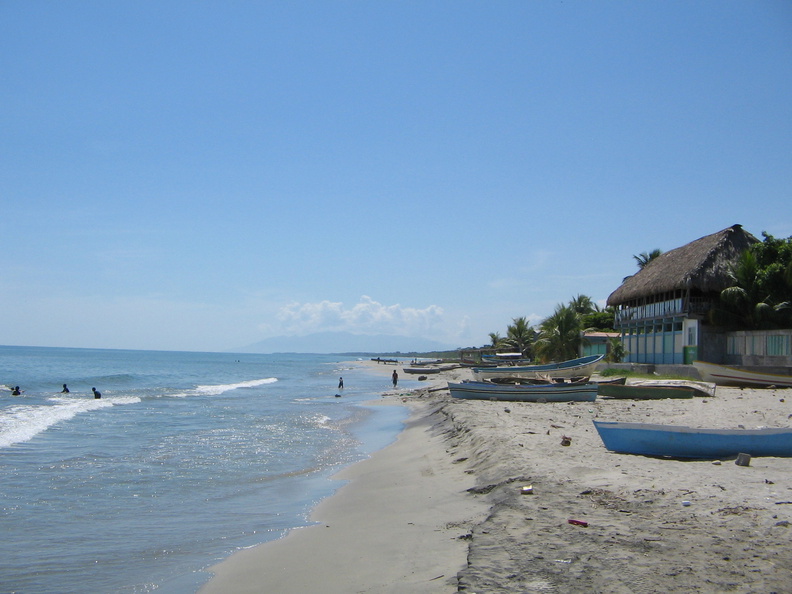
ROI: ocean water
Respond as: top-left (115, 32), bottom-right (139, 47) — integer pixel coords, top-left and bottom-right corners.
top-left (0, 346), bottom-right (413, 593)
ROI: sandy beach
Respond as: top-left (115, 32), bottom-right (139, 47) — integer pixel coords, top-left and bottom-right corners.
top-left (201, 361), bottom-right (792, 593)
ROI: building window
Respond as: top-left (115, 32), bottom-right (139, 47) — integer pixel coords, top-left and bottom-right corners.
top-left (768, 334), bottom-right (791, 356)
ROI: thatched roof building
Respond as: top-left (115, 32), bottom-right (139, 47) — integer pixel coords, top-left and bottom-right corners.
top-left (608, 224), bottom-right (758, 306)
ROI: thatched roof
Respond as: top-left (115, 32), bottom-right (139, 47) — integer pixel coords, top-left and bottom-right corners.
top-left (607, 224), bottom-right (758, 306)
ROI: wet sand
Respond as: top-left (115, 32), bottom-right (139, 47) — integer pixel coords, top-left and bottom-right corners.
top-left (202, 361), bottom-right (792, 592)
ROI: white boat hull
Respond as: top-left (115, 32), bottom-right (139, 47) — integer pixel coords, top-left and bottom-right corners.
top-left (693, 361), bottom-right (792, 388)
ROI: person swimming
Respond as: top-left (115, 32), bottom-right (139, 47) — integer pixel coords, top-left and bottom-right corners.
top-left (11, 386), bottom-right (21, 396)
top-left (61, 384), bottom-right (70, 393)
top-left (92, 387), bottom-right (101, 399)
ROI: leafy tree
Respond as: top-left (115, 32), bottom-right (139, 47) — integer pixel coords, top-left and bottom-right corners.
top-left (580, 307), bottom-right (616, 331)
top-left (535, 304), bottom-right (583, 362)
top-left (500, 317), bottom-right (536, 358)
top-left (751, 232), bottom-right (792, 310)
top-left (712, 234), bottom-right (792, 329)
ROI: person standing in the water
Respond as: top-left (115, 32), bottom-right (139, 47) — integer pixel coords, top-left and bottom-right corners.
top-left (392, 370), bottom-right (398, 388)
top-left (92, 387), bottom-right (101, 399)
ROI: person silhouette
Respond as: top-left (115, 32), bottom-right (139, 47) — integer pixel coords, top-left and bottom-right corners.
top-left (61, 384), bottom-right (70, 393)
top-left (392, 370), bottom-right (398, 388)
top-left (11, 386), bottom-right (21, 396)
top-left (338, 377), bottom-right (344, 389)
top-left (92, 387), bottom-right (102, 399)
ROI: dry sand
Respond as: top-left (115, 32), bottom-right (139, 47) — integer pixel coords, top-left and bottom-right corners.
top-left (202, 361), bottom-right (792, 593)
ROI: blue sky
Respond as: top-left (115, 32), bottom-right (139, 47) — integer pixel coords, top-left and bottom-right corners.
top-left (2, 1), bottom-right (791, 352)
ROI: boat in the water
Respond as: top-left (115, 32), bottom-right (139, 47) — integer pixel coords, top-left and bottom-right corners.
top-left (598, 384), bottom-right (695, 399)
top-left (693, 361), bottom-right (792, 388)
top-left (472, 354), bottom-right (605, 381)
top-left (592, 420), bottom-right (792, 459)
top-left (447, 381), bottom-right (597, 402)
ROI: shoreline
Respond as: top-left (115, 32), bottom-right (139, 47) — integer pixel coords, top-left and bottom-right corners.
top-left (201, 362), bottom-right (792, 592)
top-left (200, 365), bottom-right (488, 593)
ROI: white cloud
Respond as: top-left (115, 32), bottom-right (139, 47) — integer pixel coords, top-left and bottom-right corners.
top-left (276, 296), bottom-right (444, 336)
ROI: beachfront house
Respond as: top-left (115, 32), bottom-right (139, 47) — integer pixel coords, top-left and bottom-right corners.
top-left (607, 224), bottom-right (758, 365)
top-left (580, 331), bottom-right (620, 358)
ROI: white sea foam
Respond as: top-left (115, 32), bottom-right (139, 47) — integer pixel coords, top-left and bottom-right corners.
top-left (312, 414), bottom-right (332, 426)
top-left (192, 377), bottom-right (278, 396)
top-left (0, 396), bottom-right (140, 449)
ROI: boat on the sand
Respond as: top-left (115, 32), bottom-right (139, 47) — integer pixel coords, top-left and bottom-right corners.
top-left (472, 354), bottom-right (604, 382)
top-left (628, 379), bottom-right (716, 398)
top-left (693, 361), bottom-right (792, 388)
top-left (593, 420), bottom-right (792, 459)
top-left (598, 384), bottom-right (696, 399)
top-left (447, 381), bottom-right (597, 402)
top-left (403, 364), bottom-right (457, 374)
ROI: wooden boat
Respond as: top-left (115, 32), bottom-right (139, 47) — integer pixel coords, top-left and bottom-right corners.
top-left (598, 384), bottom-right (695, 399)
top-left (593, 420), bottom-right (792, 459)
top-left (460, 359), bottom-right (497, 367)
top-left (693, 361), bottom-right (792, 388)
top-left (488, 375), bottom-right (591, 385)
top-left (447, 381), bottom-right (597, 402)
top-left (629, 379), bottom-right (716, 398)
top-left (472, 354), bottom-right (605, 382)
top-left (595, 376), bottom-right (627, 386)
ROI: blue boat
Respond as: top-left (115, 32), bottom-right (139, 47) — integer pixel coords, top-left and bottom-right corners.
top-left (448, 381), bottom-right (597, 402)
top-left (472, 354), bottom-right (604, 381)
top-left (592, 420), bottom-right (792, 459)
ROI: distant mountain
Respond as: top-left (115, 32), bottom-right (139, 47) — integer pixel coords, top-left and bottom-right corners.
top-left (236, 331), bottom-right (455, 354)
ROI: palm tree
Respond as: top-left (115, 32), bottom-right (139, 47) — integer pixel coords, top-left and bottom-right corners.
top-left (624, 249), bottom-right (664, 282)
top-left (633, 249), bottom-right (663, 269)
top-left (488, 332), bottom-right (502, 348)
top-left (534, 305), bottom-right (583, 362)
top-left (605, 336), bottom-right (626, 363)
top-left (569, 294), bottom-right (598, 315)
top-left (500, 317), bottom-right (536, 358)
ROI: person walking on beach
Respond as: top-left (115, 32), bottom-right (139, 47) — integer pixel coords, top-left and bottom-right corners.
top-left (338, 377), bottom-right (344, 390)
top-left (61, 384), bottom-right (69, 393)
top-left (92, 387), bottom-right (101, 399)
top-left (392, 370), bottom-right (398, 388)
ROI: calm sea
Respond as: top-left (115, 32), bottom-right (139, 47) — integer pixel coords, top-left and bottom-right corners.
top-left (0, 346), bottom-right (413, 593)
